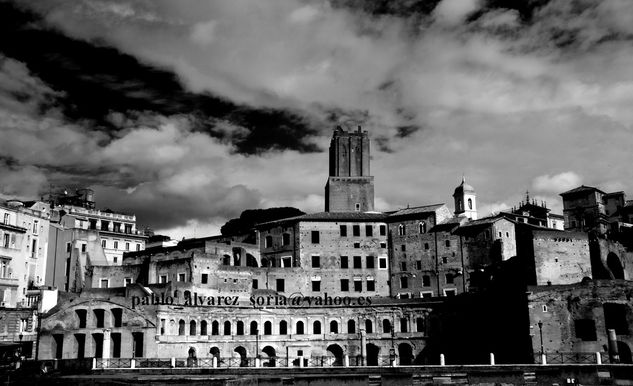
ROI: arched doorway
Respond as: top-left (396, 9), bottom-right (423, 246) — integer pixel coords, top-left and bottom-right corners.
top-left (209, 347), bottom-right (220, 361)
top-left (398, 343), bottom-right (413, 365)
top-left (234, 346), bottom-right (248, 367)
top-left (607, 253), bottom-right (625, 279)
top-left (262, 346), bottom-right (276, 367)
top-left (326, 344), bottom-right (344, 366)
top-left (366, 343), bottom-right (380, 366)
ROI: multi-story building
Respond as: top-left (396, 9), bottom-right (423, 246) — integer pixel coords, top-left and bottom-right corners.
top-left (45, 189), bottom-right (147, 292)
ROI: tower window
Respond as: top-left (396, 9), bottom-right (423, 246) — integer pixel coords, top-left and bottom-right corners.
top-left (355, 203), bottom-right (361, 211)
top-left (468, 198), bottom-right (473, 210)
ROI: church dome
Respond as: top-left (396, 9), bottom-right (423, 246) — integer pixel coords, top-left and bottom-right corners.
top-left (453, 177), bottom-right (475, 196)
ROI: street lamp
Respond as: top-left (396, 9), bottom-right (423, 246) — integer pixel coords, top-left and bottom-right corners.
top-left (537, 321), bottom-right (544, 356)
top-left (255, 328), bottom-right (260, 360)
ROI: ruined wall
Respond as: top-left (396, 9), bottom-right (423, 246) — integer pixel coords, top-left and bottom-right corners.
top-left (595, 238), bottom-right (633, 280)
top-left (527, 281), bottom-right (633, 361)
top-left (532, 231), bottom-right (591, 285)
top-left (325, 177), bottom-right (375, 212)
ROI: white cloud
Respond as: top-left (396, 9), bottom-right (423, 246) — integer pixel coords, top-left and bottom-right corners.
top-left (433, 0), bottom-right (481, 25)
top-left (532, 172), bottom-right (583, 194)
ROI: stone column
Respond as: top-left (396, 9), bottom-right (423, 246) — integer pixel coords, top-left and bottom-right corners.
top-left (102, 329), bottom-right (111, 359)
top-left (608, 329), bottom-right (620, 363)
top-left (360, 328), bottom-right (367, 366)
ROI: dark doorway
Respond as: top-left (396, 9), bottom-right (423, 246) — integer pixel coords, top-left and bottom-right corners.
top-left (132, 332), bottom-right (144, 357)
top-left (234, 346), bottom-right (248, 367)
top-left (92, 333), bottom-right (103, 358)
top-left (111, 333), bottom-right (121, 358)
top-left (618, 342), bottom-right (633, 364)
top-left (74, 334), bottom-right (85, 359)
top-left (398, 343), bottom-right (413, 365)
top-left (53, 334), bottom-right (64, 359)
top-left (366, 343), bottom-right (380, 366)
top-left (210, 346), bottom-right (220, 360)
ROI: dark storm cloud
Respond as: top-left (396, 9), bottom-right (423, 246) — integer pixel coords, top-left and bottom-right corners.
top-left (0, 1), bottom-right (321, 155)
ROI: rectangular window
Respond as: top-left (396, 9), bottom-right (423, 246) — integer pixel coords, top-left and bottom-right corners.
top-left (379, 225), bottom-right (386, 236)
top-left (353, 256), bottom-right (362, 269)
top-left (444, 289), bottom-right (457, 297)
top-left (400, 277), bottom-right (408, 289)
top-left (124, 277), bottom-right (132, 286)
top-left (422, 275), bottom-right (431, 286)
top-left (401, 245), bottom-right (406, 252)
top-left (416, 261), bottom-right (422, 270)
top-left (353, 225), bottom-right (360, 237)
top-left (113, 256), bottom-right (118, 264)
top-left (2, 234), bottom-right (9, 248)
top-left (101, 240), bottom-right (106, 248)
top-left (604, 303), bottom-right (629, 335)
top-left (575, 319), bottom-right (597, 341)
top-left (311, 255), bottom-right (320, 268)
top-left (3, 214), bottom-right (9, 224)
top-left (379, 257), bottom-right (387, 269)
top-left (340, 279), bottom-right (349, 291)
top-left (421, 291), bottom-right (433, 298)
top-left (32, 239), bottom-right (38, 257)
top-left (424, 243), bottom-right (429, 250)
top-left (445, 273), bottom-right (454, 284)
top-left (160, 275), bottom-right (168, 283)
top-left (400, 262), bottom-right (407, 271)
top-left (354, 279), bottom-right (362, 292)
top-left (282, 233), bottom-right (290, 245)
top-left (380, 242), bottom-right (386, 249)
top-left (161, 319), bottom-right (166, 335)
top-left (81, 244), bottom-right (86, 253)
top-left (365, 225), bottom-right (373, 237)
top-left (100, 279), bottom-right (109, 288)
top-left (445, 240), bottom-right (451, 247)
top-left (340, 225), bottom-right (347, 237)
top-left (114, 241), bottom-right (119, 249)
top-left (33, 220), bottom-right (38, 234)
top-left (366, 255), bottom-right (375, 269)
top-left (354, 242), bottom-right (360, 248)
top-left (276, 279), bottom-right (285, 292)
top-left (311, 231), bottom-right (320, 244)
top-left (66, 242), bottom-right (71, 252)
top-left (311, 280), bottom-right (321, 291)
top-left (367, 279), bottom-right (375, 291)
top-left (340, 256), bottom-right (348, 269)
top-left (178, 273), bottom-right (186, 282)
top-left (136, 244), bottom-right (141, 251)
top-left (201, 274), bottom-right (208, 284)
top-left (125, 242), bottom-right (130, 251)
top-left (252, 279), bottom-right (258, 289)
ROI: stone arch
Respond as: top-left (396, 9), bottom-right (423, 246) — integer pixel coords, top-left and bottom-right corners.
top-left (398, 343), bottom-right (413, 365)
top-left (618, 341), bottom-right (632, 364)
top-left (246, 253), bottom-right (258, 267)
top-left (200, 320), bottom-right (207, 336)
top-left (607, 252), bottom-right (625, 279)
top-left (326, 344), bottom-right (344, 366)
top-left (313, 320), bottom-right (321, 334)
top-left (330, 320), bottom-right (339, 334)
top-left (189, 320), bottom-right (196, 335)
top-left (250, 321), bottom-right (258, 335)
top-left (262, 346), bottom-right (276, 367)
top-left (178, 320), bottom-right (185, 335)
top-left (210, 346), bottom-right (220, 360)
top-left (348, 319), bottom-right (356, 334)
top-left (223, 321), bottom-right (231, 335)
top-left (264, 321), bottom-right (272, 335)
top-left (365, 319), bottom-right (373, 334)
top-left (296, 321), bottom-right (305, 335)
top-left (234, 346), bottom-right (248, 367)
top-left (211, 320), bottom-right (219, 335)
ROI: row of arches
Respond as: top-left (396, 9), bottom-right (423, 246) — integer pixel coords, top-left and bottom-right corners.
top-left (170, 317), bottom-right (426, 336)
top-left (198, 342), bottom-right (420, 366)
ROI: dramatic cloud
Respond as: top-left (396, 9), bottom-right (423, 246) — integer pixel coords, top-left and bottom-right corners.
top-left (2, 0), bottom-right (633, 238)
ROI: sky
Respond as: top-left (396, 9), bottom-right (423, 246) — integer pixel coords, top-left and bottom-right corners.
top-left (1, 0), bottom-right (632, 239)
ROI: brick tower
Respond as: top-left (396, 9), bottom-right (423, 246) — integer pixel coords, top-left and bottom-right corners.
top-left (324, 126), bottom-right (375, 212)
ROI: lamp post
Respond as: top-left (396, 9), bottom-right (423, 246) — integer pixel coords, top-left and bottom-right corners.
top-left (255, 327), bottom-right (260, 360)
top-left (537, 321), bottom-right (544, 356)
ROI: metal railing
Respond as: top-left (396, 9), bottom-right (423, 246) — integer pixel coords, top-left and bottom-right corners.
top-left (532, 352), bottom-right (609, 365)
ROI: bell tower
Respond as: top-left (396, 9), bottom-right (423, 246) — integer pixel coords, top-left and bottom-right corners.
top-left (453, 176), bottom-right (477, 220)
top-left (325, 126), bottom-right (375, 212)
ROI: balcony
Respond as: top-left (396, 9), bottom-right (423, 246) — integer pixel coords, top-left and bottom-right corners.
top-left (0, 276), bottom-right (19, 287)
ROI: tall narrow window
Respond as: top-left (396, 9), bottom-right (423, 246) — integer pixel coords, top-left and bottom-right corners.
top-left (340, 225), bottom-right (347, 237)
top-left (419, 222), bottom-right (426, 234)
top-left (365, 225), bottom-right (373, 237)
top-left (379, 225), bottom-right (386, 236)
top-left (311, 231), bottom-right (320, 244)
top-left (353, 225), bottom-right (360, 237)
top-left (282, 233), bottom-right (290, 246)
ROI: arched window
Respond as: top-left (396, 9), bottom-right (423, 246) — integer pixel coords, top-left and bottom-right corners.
top-left (236, 321), bottom-right (244, 335)
top-left (279, 320), bottom-right (288, 335)
top-left (382, 319), bottom-right (391, 333)
top-left (200, 320), bottom-right (207, 336)
top-left (398, 224), bottom-right (405, 236)
top-left (250, 321), bottom-right (258, 335)
top-left (348, 320), bottom-right (356, 334)
top-left (468, 198), bottom-right (472, 210)
top-left (365, 320), bottom-right (373, 334)
top-left (457, 199), bottom-right (462, 211)
top-left (212, 321), bottom-right (219, 335)
top-left (264, 321), bottom-right (272, 335)
top-left (313, 321), bottom-right (321, 334)
top-left (178, 320), bottom-right (185, 336)
top-left (223, 321), bottom-right (231, 335)
top-left (190, 320), bottom-right (197, 335)
top-left (330, 321), bottom-right (338, 334)
top-left (419, 222), bottom-right (426, 234)
top-left (296, 321), bottom-right (304, 335)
